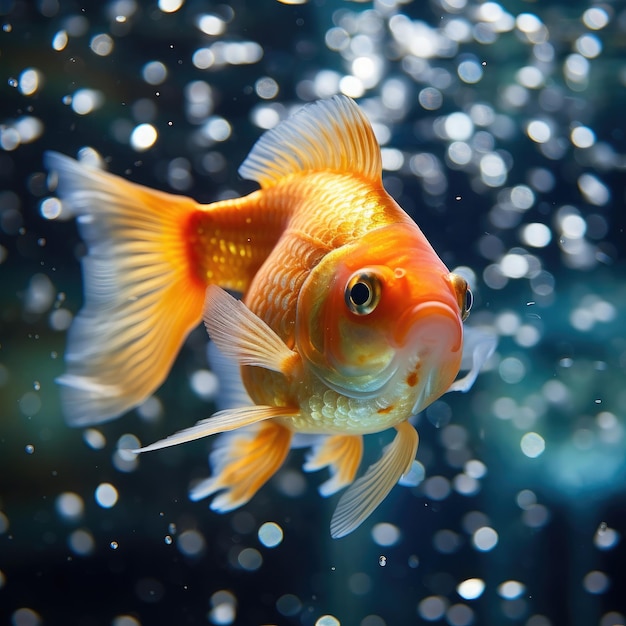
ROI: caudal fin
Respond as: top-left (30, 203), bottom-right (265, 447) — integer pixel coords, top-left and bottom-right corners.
top-left (46, 152), bottom-right (206, 425)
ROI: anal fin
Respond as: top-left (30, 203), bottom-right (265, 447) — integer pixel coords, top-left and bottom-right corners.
top-left (190, 421), bottom-right (293, 511)
top-left (304, 435), bottom-right (363, 497)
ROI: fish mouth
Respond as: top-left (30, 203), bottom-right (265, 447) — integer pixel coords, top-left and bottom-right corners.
top-left (309, 302), bottom-right (462, 403)
top-left (394, 301), bottom-right (463, 353)
top-left (393, 301), bottom-right (463, 415)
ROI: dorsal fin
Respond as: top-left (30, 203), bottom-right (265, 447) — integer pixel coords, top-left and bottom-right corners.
top-left (238, 95), bottom-right (382, 188)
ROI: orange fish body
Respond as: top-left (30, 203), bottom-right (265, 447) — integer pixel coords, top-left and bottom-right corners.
top-left (46, 96), bottom-right (491, 537)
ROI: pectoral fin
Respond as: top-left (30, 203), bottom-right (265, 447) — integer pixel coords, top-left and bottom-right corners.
top-left (447, 326), bottom-right (497, 393)
top-left (136, 405), bottom-right (298, 452)
top-left (206, 341), bottom-right (253, 411)
top-left (203, 285), bottom-right (297, 375)
top-left (330, 421), bottom-right (419, 539)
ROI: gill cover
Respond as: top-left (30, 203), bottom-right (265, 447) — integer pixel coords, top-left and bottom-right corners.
top-left (296, 253), bottom-right (398, 397)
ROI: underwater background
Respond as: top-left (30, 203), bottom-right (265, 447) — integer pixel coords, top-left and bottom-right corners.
top-left (1, 0), bottom-right (625, 625)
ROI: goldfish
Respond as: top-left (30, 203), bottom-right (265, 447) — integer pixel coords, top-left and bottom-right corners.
top-left (46, 96), bottom-right (495, 538)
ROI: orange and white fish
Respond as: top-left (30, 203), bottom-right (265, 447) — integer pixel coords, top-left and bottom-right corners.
top-left (46, 96), bottom-right (495, 537)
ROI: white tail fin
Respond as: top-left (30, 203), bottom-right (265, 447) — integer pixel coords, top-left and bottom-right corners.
top-left (46, 152), bottom-right (206, 425)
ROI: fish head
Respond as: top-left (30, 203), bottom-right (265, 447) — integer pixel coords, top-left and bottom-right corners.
top-left (295, 222), bottom-right (472, 412)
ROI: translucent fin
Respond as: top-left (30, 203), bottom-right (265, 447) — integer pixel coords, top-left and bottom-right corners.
top-left (304, 434), bottom-right (364, 497)
top-left (189, 421), bottom-right (293, 511)
top-left (207, 341), bottom-right (253, 411)
top-left (238, 95), bottom-right (381, 188)
top-left (330, 421), bottom-right (419, 539)
top-left (447, 326), bottom-right (498, 393)
top-left (137, 405), bottom-right (297, 452)
top-left (203, 285), bottom-right (297, 374)
top-left (45, 152), bottom-right (205, 425)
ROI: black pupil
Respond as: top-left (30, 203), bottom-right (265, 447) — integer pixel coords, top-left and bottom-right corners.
top-left (351, 281), bottom-right (371, 306)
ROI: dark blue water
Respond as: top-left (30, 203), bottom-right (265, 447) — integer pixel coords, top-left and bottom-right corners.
top-left (1, 1), bottom-right (625, 625)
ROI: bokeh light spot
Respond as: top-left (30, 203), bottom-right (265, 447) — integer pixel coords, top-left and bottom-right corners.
top-left (472, 526), bottom-right (498, 551)
top-left (130, 123), bottom-right (158, 151)
top-left (371, 523), bottom-right (401, 547)
top-left (520, 432), bottom-right (545, 458)
top-left (445, 112), bottom-right (474, 141)
top-left (498, 580), bottom-right (525, 599)
top-left (418, 596), bottom-right (448, 621)
top-left (258, 522), bottom-right (284, 548)
top-left (237, 547), bottom-right (262, 571)
top-left (90, 33), bottom-right (114, 56)
top-left (158, 0), bottom-right (184, 13)
top-left (18, 68), bottom-right (42, 96)
top-left (55, 492), bottom-right (84, 521)
top-left (582, 7), bottom-right (609, 30)
top-left (94, 483), bottom-right (118, 508)
top-left (71, 89), bottom-right (104, 116)
top-left (457, 578), bottom-right (485, 600)
top-left (177, 529), bottom-right (206, 557)
top-left (583, 570), bottom-right (610, 595)
top-left (521, 223), bottom-right (551, 248)
top-left (142, 61), bottom-right (168, 85)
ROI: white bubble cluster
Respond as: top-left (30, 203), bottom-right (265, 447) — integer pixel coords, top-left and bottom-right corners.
top-left (2, 3), bottom-right (624, 625)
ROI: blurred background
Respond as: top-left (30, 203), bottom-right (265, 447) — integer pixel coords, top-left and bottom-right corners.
top-left (1, 0), bottom-right (625, 624)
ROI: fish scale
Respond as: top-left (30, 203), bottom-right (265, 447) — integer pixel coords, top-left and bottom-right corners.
top-left (240, 173), bottom-right (415, 345)
top-left (187, 192), bottom-right (285, 292)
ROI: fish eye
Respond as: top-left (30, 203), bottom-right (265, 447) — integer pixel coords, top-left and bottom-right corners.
top-left (449, 273), bottom-right (472, 322)
top-left (345, 271), bottom-right (382, 315)
top-left (462, 287), bottom-right (473, 321)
